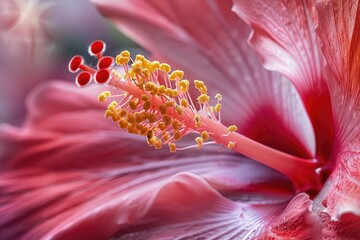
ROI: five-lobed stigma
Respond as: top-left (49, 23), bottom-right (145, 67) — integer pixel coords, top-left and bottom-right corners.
top-left (68, 40), bottom-right (227, 153)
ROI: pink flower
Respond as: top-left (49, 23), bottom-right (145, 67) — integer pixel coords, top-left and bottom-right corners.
top-left (0, 0), bottom-right (359, 239)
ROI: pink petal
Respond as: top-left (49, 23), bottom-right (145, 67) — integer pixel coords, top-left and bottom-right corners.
top-left (320, 212), bottom-right (360, 239)
top-left (0, 81), bottom-right (295, 238)
top-left (260, 193), bottom-right (320, 239)
top-left (92, 0), bottom-right (315, 158)
top-left (108, 174), bottom-right (292, 240)
top-left (24, 80), bottom-right (110, 132)
top-left (316, 0), bottom-right (360, 145)
top-left (232, 0), bottom-right (333, 161)
top-left (316, 136), bottom-right (360, 221)
top-left (0, 152), bottom-right (294, 239)
top-left (313, 0), bottom-right (360, 227)
top-left (232, 0), bottom-right (324, 96)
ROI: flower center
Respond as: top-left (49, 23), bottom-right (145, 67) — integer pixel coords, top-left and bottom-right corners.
top-left (69, 40), bottom-right (323, 193)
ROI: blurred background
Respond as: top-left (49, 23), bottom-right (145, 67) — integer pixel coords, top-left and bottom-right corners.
top-left (0, 0), bottom-right (142, 126)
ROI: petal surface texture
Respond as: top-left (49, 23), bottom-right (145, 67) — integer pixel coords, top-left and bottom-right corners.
top-left (316, 0), bottom-right (360, 145)
top-left (0, 81), bottom-right (302, 239)
top-left (232, 0), bottom-right (333, 161)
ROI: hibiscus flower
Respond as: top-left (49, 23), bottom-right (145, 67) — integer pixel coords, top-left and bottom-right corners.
top-left (0, 0), bottom-right (359, 239)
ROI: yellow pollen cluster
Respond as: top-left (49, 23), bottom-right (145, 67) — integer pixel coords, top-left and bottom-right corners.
top-left (99, 53), bottom-right (203, 153)
top-left (228, 125), bottom-right (238, 132)
top-left (97, 50), bottom-right (227, 153)
top-left (160, 63), bottom-right (171, 72)
top-left (178, 80), bottom-right (190, 93)
top-left (169, 70), bottom-right (184, 81)
top-left (116, 50), bottom-right (131, 65)
top-left (180, 98), bottom-right (188, 108)
top-left (197, 94), bottom-right (210, 104)
top-left (98, 91), bottom-right (111, 102)
top-left (201, 131), bottom-right (209, 141)
top-left (195, 137), bottom-right (203, 149)
top-left (194, 80), bottom-right (208, 94)
top-left (214, 103), bottom-right (222, 113)
top-left (194, 80), bottom-right (211, 105)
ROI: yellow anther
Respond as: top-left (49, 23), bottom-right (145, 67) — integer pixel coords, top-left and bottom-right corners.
top-left (134, 113), bottom-right (142, 123)
top-left (162, 131), bottom-right (170, 141)
top-left (127, 124), bottom-right (138, 134)
top-left (98, 91), bottom-right (111, 102)
top-left (197, 94), bottom-right (210, 104)
top-left (135, 54), bottom-right (145, 62)
top-left (119, 109), bottom-right (127, 118)
top-left (175, 105), bottom-right (182, 115)
top-left (158, 122), bottom-right (166, 131)
top-left (141, 94), bottom-right (150, 102)
top-left (98, 94), bottom-right (107, 102)
top-left (227, 141), bottom-right (235, 150)
top-left (162, 115), bottom-right (172, 126)
top-left (116, 55), bottom-right (130, 65)
top-left (140, 127), bottom-right (149, 136)
top-left (128, 69), bottom-right (136, 79)
top-left (215, 93), bottom-right (222, 101)
top-left (131, 67), bottom-right (143, 75)
top-left (120, 50), bottom-right (130, 58)
top-left (169, 142), bottom-right (176, 153)
top-left (194, 80), bottom-right (208, 94)
top-left (214, 103), bottom-right (222, 113)
top-left (228, 125), bottom-right (238, 132)
top-left (201, 131), bottom-right (209, 141)
top-left (157, 85), bottom-right (166, 95)
top-left (127, 113), bottom-right (135, 123)
top-left (141, 112), bottom-right (149, 121)
top-left (171, 89), bottom-right (179, 98)
top-left (105, 110), bottom-right (114, 119)
top-left (149, 61), bottom-right (160, 72)
top-left (178, 80), bottom-right (190, 93)
top-left (118, 119), bottom-right (129, 129)
top-left (166, 101), bottom-right (175, 108)
top-left (111, 114), bottom-right (120, 122)
top-left (169, 70), bottom-right (184, 81)
top-left (148, 113), bottom-right (157, 123)
top-left (194, 114), bottom-right (201, 128)
top-left (131, 60), bottom-right (142, 68)
top-left (194, 80), bottom-right (204, 88)
top-left (137, 79), bottom-right (145, 90)
top-left (195, 137), bottom-right (203, 149)
top-left (160, 63), bottom-right (171, 72)
top-left (107, 101), bottom-right (118, 111)
top-left (173, 131), bottom-right (182, 141)
top-left (154, 139), bottom-right (163, 149)
top-left (159, 105), bottom-right (167, 115)
top-left (129, 99), bottom-right (138, 110)
top-left (172, 119), bottom-right (182, 130)
top-left (180, 99), bottom-right (188, 108)
top-left (165, 88), bottom-right (173, 97)
top-left (134, 123), bottom-right (144, 130)
top-left (143, 101), bottom-right (151, 111)
top-left (145, 82), bottom-right (156, 91)
top-left (150, 86), bottom-right (158, 95)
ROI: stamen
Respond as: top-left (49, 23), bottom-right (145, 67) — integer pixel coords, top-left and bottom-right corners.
top-left (69, 40), bottom-right (322, 192)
